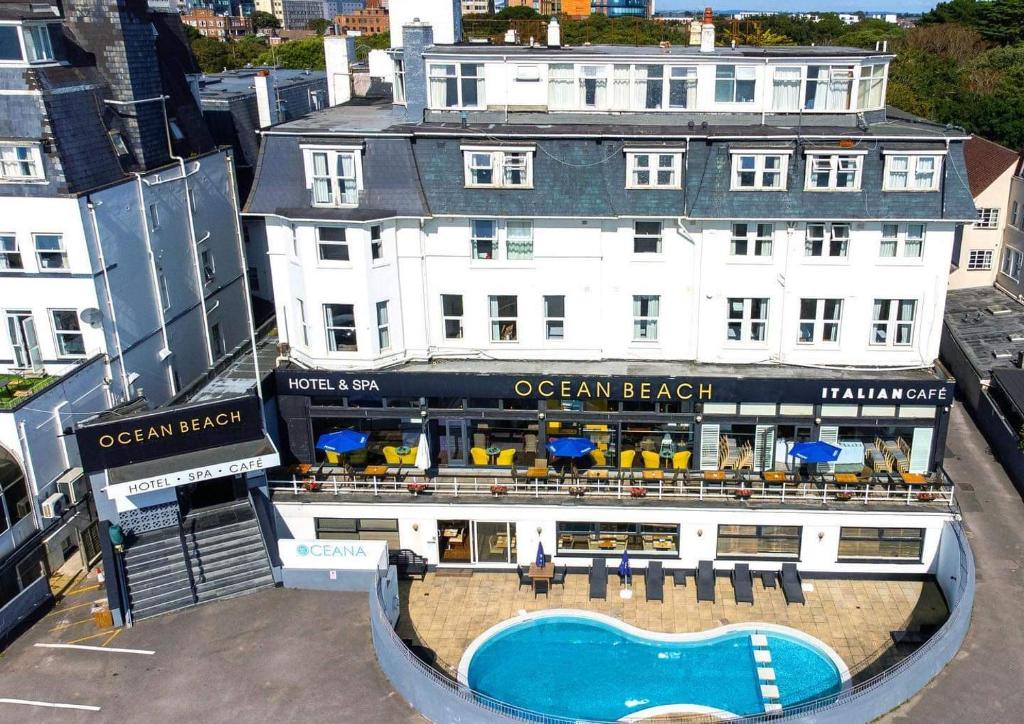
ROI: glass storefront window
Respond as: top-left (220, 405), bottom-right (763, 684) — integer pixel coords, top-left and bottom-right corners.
top-left (546, 420), bottom-right (614, 467)
top-left (716, 525), bottom-right (801, 558)
top-left (311, 419), bottom-right (420, 466)
top-left (620, 423), bottom-right (694, 470)
top-left (474, 521), bottom-right (517, 564)
top-left (469, 419), bottom-right (540, 467)
top-left (838, 527), bottom-right (924, 561)
top-left (556, 522), bottom-right (679, 555)
top-left (314, 517), bottom-right (400, 549)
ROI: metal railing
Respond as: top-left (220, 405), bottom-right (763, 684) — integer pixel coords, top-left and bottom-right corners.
top-left (270, 468), bottom-right (954, 508)
top-left (367, 522), bottom-right (975, 723)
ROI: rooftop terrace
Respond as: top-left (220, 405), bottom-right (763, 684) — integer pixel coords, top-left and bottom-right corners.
top-left (0, 372), bottom-right (58, 411)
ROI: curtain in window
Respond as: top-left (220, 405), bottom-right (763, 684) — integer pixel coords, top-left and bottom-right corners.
top-left (887, 156), bottom-right (909, 189)
top-left (429, 65), bottom-right (455, 108)
top-left (914, 156), bottom-right (936, 189)
top-left (805, 66), bottom-right (827, 110)
top-left (337, 153), bottom-right (356, 204)
top-left (632, 65), bottom-right (650, 109)
top-left (826, 68), bottom-right (853, 110)
top-left (312, 152), bottom-right (331, 203)
top-left (548, 64), bottom-right (574, 109)
top-left (579, 65), bottom-right (607, 108)
top-left (506, 221), bottom-right (533, 260)
top-left (612, 65), bottom-right (630, 109)
top-left (772, 67), bottom-right (801, 111)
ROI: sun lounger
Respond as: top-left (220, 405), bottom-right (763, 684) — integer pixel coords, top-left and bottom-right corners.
top-left (645, 561), bottom-right (664, 602)
top-left (781, 563), bottom-right (805, 605)
top-left (672, 569), bottom-right (687, 586)
top-left (697, 560), bottom-right (715, 602)
top-left (732, 563), bottom-right (754, 604)
top-left (589, 562), bottom-right (607, 600)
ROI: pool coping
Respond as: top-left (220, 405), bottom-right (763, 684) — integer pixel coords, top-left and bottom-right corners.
top-left (456, 609), bottom-right (853, 718)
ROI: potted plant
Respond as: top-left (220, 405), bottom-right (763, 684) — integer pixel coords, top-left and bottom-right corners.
top-left (735, 488), bottom-right (753, 499)
top-left (629, 487), bottom-right (647, 498)
top-left (407, 482), bottom-right (428, 496)
top-left (568, 485), bottom-right (587, 498)
top-left (835, 491), bottom-right (854, 501)
top-left (490, 484), bottom-right (508, 497)
top-left (303, 479), bottom-right (322, 492)
top-left (916, 491), bottom-right (937, 502)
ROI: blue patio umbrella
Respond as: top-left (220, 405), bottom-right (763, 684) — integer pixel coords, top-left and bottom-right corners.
top-left (788, 440), bottom-right (842, 464)
top-left (617, 550), bottom-right (631, 584)
top-left (536, 541), bottom-right (546, 568)
top-left (315, 428), bottom-right (369, 454)
top-left (546, 436), bottom-right (596, 459)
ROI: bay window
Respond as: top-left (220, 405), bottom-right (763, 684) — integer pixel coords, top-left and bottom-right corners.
top-left (857, 64), bottom-right (886, 109)
top-left (324, 304), bottom-right (357, 351)
top-left (316, 226), bottom-right (348, 262)
top-left (804, 65), bottom-right (853, 110)
top-left (871, 299), bottom-right (916, 346)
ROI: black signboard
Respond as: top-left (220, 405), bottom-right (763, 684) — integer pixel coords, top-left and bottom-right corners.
top-left (275, 369), bottom-right (954, 407)
top-left (77, 395), bottom-right (265, 473)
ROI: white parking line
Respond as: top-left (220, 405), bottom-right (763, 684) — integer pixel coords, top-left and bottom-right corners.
top-left (34, 643), bottom-right (155, 655)
top-left (0, 698), bottom-right (101, 712)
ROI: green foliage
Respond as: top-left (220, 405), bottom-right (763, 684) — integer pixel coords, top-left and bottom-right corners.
top-left (921, 0), bottom-right (981, 25)
top-left (257, 36), bottom-right (325, 70)
top-left (355, 32), bottom-right (391, 62)
top-left (307, 18), bottom-right (331, 36)
top-left (250, 11), bottom-right (281, 31)
top-left (496, 7), bottom-right (543, 20)
top-left (190, 35), bottom-right (269, 73)
top-left (183, 24), bottom-right (202, 42)
top-left (975, 0), bottom-right (1024, 45)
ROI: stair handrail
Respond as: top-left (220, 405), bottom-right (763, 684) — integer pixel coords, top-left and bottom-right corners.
top-left (246, 488), bottom-right (278, 575)
top-left (176, 518), bottom-right (199, 604)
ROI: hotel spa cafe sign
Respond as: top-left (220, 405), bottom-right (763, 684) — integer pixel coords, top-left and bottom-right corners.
top-left (277, 370), bottom-right (954, 407)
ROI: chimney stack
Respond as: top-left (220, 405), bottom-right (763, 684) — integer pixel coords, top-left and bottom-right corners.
top-left (700, 6), bottom-right (716, 53)
top-left (254, 70), bottom-right (279, 128)
top-left (547, 18), bottom-right (560, 48)
top-left (324, 35), bottom-right (356, 107)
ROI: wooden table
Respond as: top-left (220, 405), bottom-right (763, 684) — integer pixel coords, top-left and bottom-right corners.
top-left (762, 471), bottom-right (786, 483)
top-left (289, 463), bottom-right (312, 475)
top-left (596, 539), bottom-right (617, 550)
top-left (584, 469), bottom-right (608, 479)
top-left (528, 563), bottom-right (554, 592)
top-left (362, 465), bottom-right (389, 477)
top-left (653, 539), bottom-right (674, 551)
top-left (834, 473), bottom-right (859, 484)
top-left (704, 470), bottom-right (727, 482)
top-left (526, 467), bottom-right (549, 479)
top-left (901, 473), bottom-right (927, 485)
top-left (642, 470), bottom-right (663, 481)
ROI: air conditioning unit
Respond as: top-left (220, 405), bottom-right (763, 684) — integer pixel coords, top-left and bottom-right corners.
top-left (41, 492), bottom-right (66, 519)
top-left (57, 467), bottom-right (86, 505)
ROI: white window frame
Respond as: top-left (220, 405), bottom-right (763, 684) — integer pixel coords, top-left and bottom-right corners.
top-left (805, 223), bottom-right (850, 258)
top-left (730, 151), bottom-right (790, 190)
top-left (727, 297), bottom-right (769, 343)
top-left (974, 208), bottom-right (1000, 229)
top-left (805, 151), bottom-right (865, 191)
top-left (803, 65), bottom-right (855, 111)
top-left (871, 299), bottom-right (917, 347)
top-left (730, 222), bottom-right (774, 258)
top-left (316, 226), bottom-right (349, 263)
top-left (625, 150), bottom-right (683, 189)
top-left (488, 295), bottom-right (518, 342)
top-left (633, 221), bottom-right (663, 254)
top-left (428, 62), bottom-right (485, 109)
top-left (0, 143), bottom-right (44, 182)
top-left (376, 300), bottom-right (390, 351)
top-left (23, 24), bottom-right (54, 63)
top-left (370, 225), bottom-right (383, 261)
top-left (158, 271), bottom-right (171, 311)
top-left (543, 294), bottom-right (565, 340)
top-left (324, 303), bottom-right (357, 352)
top-left (441, 294), bottom-right (464, 340)
top-left (462, 146), bottom-right (534, 189)
top-left (797, 298), bottom-right (842, 345)
top-left (632, 294), bottom-right (660, 341)
top-left (303, 146), bottom-right (362, 208)
top-left (0, 233), bottom-right (22, 270)
top-left (967, 249), bottom-right (993, 271)
top-left (505, 220), bottom-right (534, 260)
top-left (714, 64), bottom-right (757, 104)
top-left (1001, 247), bottom-right (1024, 282)
top-left (200, 249), bottom-right (215, 284)
top-left (296, 298), bottom-right (311, 347)
top-left (392, 57), bottom-right (406, 104)
top-left (471, 219), bottom-right (497, 260)
top-left (857, 63), bottom-right (887, 110)
top-left (49, 309), bottom-right (86, 358)
top-left (33, 233), bottom-right (67, 270)
top-left (882, 152), bottom-right (943, 192)
top-left (879, 223), bottom-right (926, 259)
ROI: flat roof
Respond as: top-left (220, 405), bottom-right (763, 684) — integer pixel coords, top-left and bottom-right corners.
top-left (197, 67), bottom-right (326, 101)
top-left (944, 287), bottom-right (1024, 380)
top-left (426, 43), bottom-right (889, 59)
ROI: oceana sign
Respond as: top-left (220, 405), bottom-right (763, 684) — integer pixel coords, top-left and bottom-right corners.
top-left (279, 538), bottom-right (388, 571)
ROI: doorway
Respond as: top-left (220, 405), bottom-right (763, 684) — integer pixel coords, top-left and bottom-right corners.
top-left (177, 475), bottom-right (247, 516)
top-left (439, 419), bottom-right (468, 466)
top-left (437, 519), bottom-right (470, 563)
top-left (437, 520), bottom-right (517, 565)
top-left (5, 311), bottom-right (41, 370)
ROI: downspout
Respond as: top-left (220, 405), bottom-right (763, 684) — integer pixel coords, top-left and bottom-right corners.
top-left (941, 138), bottom-right (950, 220)
top-left (418, 218), bottom-right (432, 356)
top-left (86, 200), bottom-right (131, 399)
top-left (132, 172), bottom-right (174, 395)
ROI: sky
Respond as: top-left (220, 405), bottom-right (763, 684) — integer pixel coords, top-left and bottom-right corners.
top-left (656, 1), bottom-right (938, 12)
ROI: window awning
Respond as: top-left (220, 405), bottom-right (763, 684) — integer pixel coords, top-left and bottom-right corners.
top-left (103, 435), bottom-right (279, 499)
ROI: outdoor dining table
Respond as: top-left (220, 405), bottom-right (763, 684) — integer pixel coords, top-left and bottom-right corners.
top-left (642, 470), bottom-right (664, 481)
top-left (901, 473), bottom-right (928, 486)
top-left (528, 563), bottom-right (554, 593)
top-left (834, 473), bottom-right (860, 484)
top-left (486, 446), bottom-right (501, 464)
top-left (361, 465), bottom-right (389, 477)
top-left (762, 471), bottom-right (786, 483)
top-left (703, 470), bottom-right (727, 481)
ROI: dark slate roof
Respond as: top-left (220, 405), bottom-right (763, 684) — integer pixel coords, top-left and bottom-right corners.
top-left (0, 1), bottom-right (60, 20)
top-left (944, 287), bottom-right (1024, 380)
top-left (244, 135), bottom-right (429, 218)
top-left (991, 368), bottom-right (1024, 415)
top-left (963, 135), bottom-right (1019, 197)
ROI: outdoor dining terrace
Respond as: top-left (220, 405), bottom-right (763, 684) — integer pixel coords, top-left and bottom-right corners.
top-left (267, 463), bottom-right (956, 508)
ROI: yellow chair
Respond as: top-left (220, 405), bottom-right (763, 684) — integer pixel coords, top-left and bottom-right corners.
top-left (619, 450), bottom-right (636, 468)
top-left (548, 421), bottom-right (562, 430)
top-left (400, 447), bottom-right (418, 465)
top-left (496, 449), bottom-right (516, 467)
top-left (325, 451), bottom-right (340, 465)
top-left (382, 446), bottom-right (401, 465)
top-left (470, 447), bottom-right (489, 466)
top-left (641, 450), bottom-right (660, 469)
top-left (590, 449), bottom-right (607, 466)
top-left (673, 451), bottom-right (691, 470)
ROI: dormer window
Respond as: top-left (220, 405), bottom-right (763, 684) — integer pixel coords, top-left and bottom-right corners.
top-left (805, 151), bottom-right (864, 191)
top-left (304, 146), bottom-right (362, 207)
top-left (626, 150), bottom-right (682, 189)
top-left (23, 24), bottom-right (53, 63)
top-left (0, 143), bottom-right (44, 182)
top-left (858, 64), bottom-right (886, 109)
top-left (883, 153), bottom-right (943, 191)
top-left (463, 146), bottom-right (533, 189)
top-left (429, 63), bottom-right (484, 109)
top-left (730, 150), bottom-right (790, 190)
top-left (0, 26), bottom-right (20, 61)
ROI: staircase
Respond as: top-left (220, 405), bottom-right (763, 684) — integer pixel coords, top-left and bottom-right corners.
top-left (122, 526), bottom-right (196, 621)
top-left (182, 500), bottom-right (275, 605)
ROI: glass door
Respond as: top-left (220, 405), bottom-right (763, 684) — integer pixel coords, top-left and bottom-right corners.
top-left (437, 519), bottom-right (471, 563)
top-left (439, 418), bottom-right (468, 466)
top-left (472, 522), bottom-right (517, 565)
top-left (6, 312), bottom-right (41, 370)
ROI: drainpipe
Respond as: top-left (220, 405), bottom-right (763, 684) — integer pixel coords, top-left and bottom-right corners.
top-left (86, 200), bottom-right (131, 399)
top-left (132, 173), bottom-right (175, 395)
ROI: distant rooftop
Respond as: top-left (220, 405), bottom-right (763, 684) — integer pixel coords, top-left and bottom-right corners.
top-left (944, 287), bottom-right (1024, 381)
top-left (197, 67), bottom-right (326, 102)
top-left (426, 43), bottom-right (890, 59)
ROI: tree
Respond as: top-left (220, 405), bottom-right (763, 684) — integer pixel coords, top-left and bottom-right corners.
top-left (183, 24), bottom-right (201, 43)
top-left (257, 36), bottom-right (325, 70)
top-left (920, 0), bottom-right (981, 26)
top-left (975, 0), bottom-right (1024, 45)
top-left (307, 18), bottom-right (331, 36)
top-left (250, 11), bottom-right (281, 31)
top-left (355, 32), bottom-right (391, 62)
top-left (191, 36), bottom-right (232, 73)
top-left (496, 7), bottom-right (543, 20)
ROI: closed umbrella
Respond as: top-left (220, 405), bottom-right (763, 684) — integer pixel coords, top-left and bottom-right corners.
top-left (618, 549), bottom-right (633, 599)
top-left (315, 429), bottom-right (369, 454)
top-left (414, 432), bottom-right (431, 471)
top-left (535, 541), bottom-right (546, 568)
top-left (789, 440), bottom-right (842, 463)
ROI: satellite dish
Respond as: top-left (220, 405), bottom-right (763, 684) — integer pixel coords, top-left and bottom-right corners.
top-left (80, 308), bottom-right (103, 326)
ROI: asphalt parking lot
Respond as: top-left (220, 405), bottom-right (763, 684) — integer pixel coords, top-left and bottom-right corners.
top-left (0, 585), bottom-right (421, 723)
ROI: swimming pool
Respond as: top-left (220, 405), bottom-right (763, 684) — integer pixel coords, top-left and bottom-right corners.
top-left (458, 610), bottom-right (849, 721)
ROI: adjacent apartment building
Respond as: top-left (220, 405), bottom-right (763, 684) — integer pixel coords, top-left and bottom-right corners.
top-left (0, 0), bottom-right (254, 409)
top-left (242, 9), bottom-right (974, 577)
top-left (995, 158), bottom-right (1024, 299)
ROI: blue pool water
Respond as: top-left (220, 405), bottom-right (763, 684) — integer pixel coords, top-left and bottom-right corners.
top-left (466, 616), bottom-right (844, 721)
